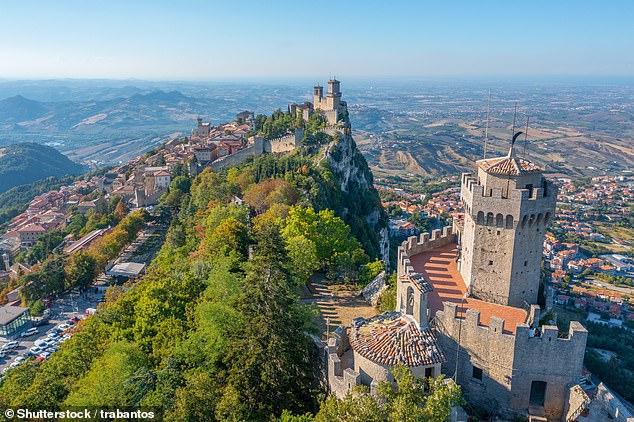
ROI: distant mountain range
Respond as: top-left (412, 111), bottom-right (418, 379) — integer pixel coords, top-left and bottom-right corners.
top-left (0, 142), bottom-right (85, 193)
top-left (0, 79), bottom-right (631, 176)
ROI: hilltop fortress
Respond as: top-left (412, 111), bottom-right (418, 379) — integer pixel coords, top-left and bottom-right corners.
top-left (328, 144), bottom-right (589, 421)
top-left (193, 78), bottom-right (348, 171)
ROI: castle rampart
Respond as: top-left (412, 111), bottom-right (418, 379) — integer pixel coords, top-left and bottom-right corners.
top-left (398, 224), bottom-right (588, 420)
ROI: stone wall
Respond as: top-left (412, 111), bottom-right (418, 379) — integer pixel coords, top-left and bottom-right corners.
top-left (513, 322), bottom-right (587, 420)
top-left (397, 226), bottom-right (457, 280)
top-left (210, 142), bottom-right (263, 171)
top-left (361, 271), bottom-right (386, 306)
top-left (265, 128), bottom-right (304, 154)
top-left (593, 382), bottom-right (634, 422)
top-left (327, 327), bottom-right (361, 398)
top-left (435, 302), bottom-right (517, 416)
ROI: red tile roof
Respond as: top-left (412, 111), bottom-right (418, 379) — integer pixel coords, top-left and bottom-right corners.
top-left (350, 312), bottom-right (445, 367)
top-left (409, 243), bottom-right (527, 334)
top-left (476, 155), bottom-right (541, 176)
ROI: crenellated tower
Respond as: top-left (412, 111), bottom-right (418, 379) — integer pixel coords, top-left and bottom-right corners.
top-left (459, 146), bottom-right (557, 307)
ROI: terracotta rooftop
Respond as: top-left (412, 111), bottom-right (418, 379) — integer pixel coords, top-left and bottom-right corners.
top-left (350, 312), bottom-right (446, 367)
top-left (409, 243), bottom-right (527, 334)
top-left (17, 223), bottom-right (46, 233)
top-left (476, 154), bottom-right (541, 176)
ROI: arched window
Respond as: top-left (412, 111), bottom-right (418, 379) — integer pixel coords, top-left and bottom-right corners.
top-left (496, 214), bottom-right (504, 227)
top-left (406, 286), bottom-right (414, 316)
top-left (477, 211), bottom-right (484, 224)
top-left (544, 212), bottom-right (551, 224)
top-left (506, 215), bottom-right (514, 229)
top-left (521, 215), bottom-right (528, 228)
top-left (486, 212), bottom-right (494, 226)
top-left (536, 213), bottom-right (543, 225)
top-left (528, 214), bottom-right (535, 227)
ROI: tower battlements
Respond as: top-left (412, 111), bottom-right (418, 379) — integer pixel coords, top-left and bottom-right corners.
top-left (397, 226), bottom-right (457, 279)
top-left (461, 172), bottom-right (557, 222)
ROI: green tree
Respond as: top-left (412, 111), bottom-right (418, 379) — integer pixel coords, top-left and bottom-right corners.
top-left (64, 342), bottom-right (151, 408)
top-left (216, 225), bottom-right (320, 420)
top-left (282, 206), bottom-right (368, 276)
top-left (65, 251), bottom-right (97, 289)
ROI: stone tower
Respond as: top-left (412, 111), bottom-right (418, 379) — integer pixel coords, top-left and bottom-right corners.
top-left (459, 145), bottom-right (557, 307)
top-left (326, 78), bottom-right (342, 110)
top-left (313, 85), bottom-right (324, 105)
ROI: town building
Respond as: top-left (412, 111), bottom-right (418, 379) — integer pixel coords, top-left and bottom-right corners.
top-left (0, 304), bottom-right (31, 336)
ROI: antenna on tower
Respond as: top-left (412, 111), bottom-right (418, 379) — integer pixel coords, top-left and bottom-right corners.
top-left (483, 89), bottom-right (491, 159)
top-left (522, 116), bottom-right (530, 157)
top-left (508, 102), bottom-right (519, 155)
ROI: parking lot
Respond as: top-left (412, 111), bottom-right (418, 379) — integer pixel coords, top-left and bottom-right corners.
top-left (0, 217), bottom-right (165, 375)
top-left (0, 288), bottom-right (105, 373)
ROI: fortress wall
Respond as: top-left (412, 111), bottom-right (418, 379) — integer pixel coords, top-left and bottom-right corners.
top-left (512, 322), bottom-right (588, 420)
top-left (353, 350), bottom-right (391, 387)
top-left (435, 302), bottom-right (517, 416)
top-left (210, 140), bottom-right (263, 171)
top-left (266, 129), bottom-right (304, 154)
top-left (397, 226), bottom-right (457, 279)
top-left (327, 327), bottom-right (361, 398)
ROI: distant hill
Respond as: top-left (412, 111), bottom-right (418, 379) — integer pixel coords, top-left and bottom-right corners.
top-left (0, 95), bottom-right (47, 122)
top-left (0, 143), bottom-right (85, 193)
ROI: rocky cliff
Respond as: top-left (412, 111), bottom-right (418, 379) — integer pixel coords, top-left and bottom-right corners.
top-left (324, 131), bottom-right (390, 264)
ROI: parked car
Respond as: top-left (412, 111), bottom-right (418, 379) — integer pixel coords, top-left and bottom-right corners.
top-left (9, 361), bottom-right (20, 368)
top-left (20, 327), bottom-right (38, 337)
top-left (29, 346), bottom-right (43, 354)
top-left (56, 324), bottom-right (69, 332)
top-left (34, 339), bottom-right (50, 348)
top-left (2, 341), bottom-right (19, 350)
top-left (39, 352), bottom-right (50, 360)
top-left (34, 317), bottom-right (50, 327)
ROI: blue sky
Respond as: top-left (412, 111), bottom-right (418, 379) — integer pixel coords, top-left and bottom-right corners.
top-left (1, 0), bottom-right (632, 80)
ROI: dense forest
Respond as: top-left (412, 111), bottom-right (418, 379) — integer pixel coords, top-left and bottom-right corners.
top-left (0, 129), bottom-right (459, 419)
top-left (0, 143), bottom-right (85, 194)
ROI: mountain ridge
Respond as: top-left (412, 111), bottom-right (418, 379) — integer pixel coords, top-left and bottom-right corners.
top-left (0, 142), bottom-right (85, 193)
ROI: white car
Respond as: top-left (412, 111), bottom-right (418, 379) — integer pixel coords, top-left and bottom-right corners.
top-left (20, 327), bottom-right (38, 337)
top-left (56, 324), bottom-right (69, 332)
top-left (2, 341), bottom-right (18, 350)
top-left (9, 361), bottom-right (20, 368)
top-left (39, 352), bottom-right (50, 359)
top-left (30, 346), bottom-right (43, 354)
top-left (14, 356), bottom-right (25, 363)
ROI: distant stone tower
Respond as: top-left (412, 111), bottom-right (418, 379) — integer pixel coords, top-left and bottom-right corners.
top-left (459, 145), bottom-right (557, 307)
top-left (313, 85), bottom-right (324, 105)
top-left (326, 78), bottom-right (342, 110)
